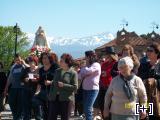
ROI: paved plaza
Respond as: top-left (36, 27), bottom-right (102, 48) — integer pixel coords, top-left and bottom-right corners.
top-left (1, 104), bottom-right (85, 120)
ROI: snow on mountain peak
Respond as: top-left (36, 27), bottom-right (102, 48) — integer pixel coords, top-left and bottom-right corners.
top-left (26, 32), bottom-right (115, 58)
top-left (51, 32), bottom-right (115, 46)
top-left (27, 32), bottom-right (115, 47)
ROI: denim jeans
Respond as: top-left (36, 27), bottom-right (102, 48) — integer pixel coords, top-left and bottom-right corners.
top-left (83, 90), bottom-right (99, 120)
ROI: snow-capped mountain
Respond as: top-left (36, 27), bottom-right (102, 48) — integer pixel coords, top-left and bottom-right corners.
top-left (51, 32), bottom-right (114, 46)
top-left (27, 32), bottom-right (115, 58)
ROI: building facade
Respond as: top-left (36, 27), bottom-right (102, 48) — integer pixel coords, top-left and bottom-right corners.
top-left (95, 28), bottom-right (160, 58)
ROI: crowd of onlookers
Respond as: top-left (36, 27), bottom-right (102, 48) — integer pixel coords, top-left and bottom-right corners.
top-left (0, 42), bottom-right (160, 120)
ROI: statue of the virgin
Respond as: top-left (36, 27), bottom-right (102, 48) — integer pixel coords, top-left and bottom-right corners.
top-left (33, 26), bottom-right (49, 47)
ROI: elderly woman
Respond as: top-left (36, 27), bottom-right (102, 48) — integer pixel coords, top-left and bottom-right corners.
top-left (104, 56), bottom-right (147, 120)
top-left (48, 53), bottom-right (78, 120)
top-left (79, 50), bottom-right (101, 120)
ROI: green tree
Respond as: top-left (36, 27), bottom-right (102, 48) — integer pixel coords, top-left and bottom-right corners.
top-left (0, 26), bottom-right (29, 71)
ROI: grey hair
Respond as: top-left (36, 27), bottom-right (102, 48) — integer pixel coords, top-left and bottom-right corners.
top-left (118, 56), bottom-right (134, 69)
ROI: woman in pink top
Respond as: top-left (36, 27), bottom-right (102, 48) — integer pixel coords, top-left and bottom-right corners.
top-left (79, 50), bottom-right (101, 120)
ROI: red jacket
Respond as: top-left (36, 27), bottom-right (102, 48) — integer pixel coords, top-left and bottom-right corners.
top-left (100, 60), bottom-right (116, 88)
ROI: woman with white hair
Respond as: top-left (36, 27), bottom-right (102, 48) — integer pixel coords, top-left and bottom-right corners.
top-left (103, 56), bottom-right (147, 120)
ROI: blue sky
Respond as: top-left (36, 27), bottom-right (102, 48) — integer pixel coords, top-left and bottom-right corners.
top-left (1, 0), bottom-right (160, 38)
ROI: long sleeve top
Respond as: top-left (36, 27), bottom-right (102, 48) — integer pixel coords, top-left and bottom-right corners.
top-left (100, 60), bottom-right (116, 88)
top-left (138, 60), bottom-right (160, 90)
top-left (104, 75), bottom-right (147, 115)
top-left (48, 68), bottom-right (78, 101)
top-left (38, 62), bottom-right (59, 92)
top-left (79, 62), bottom-right (101, 90)
top-left (22, 66), bottom-right (39, 93)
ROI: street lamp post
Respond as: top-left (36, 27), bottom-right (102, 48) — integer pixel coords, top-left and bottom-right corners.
top-left (13, 23), bottom-right (20, 56)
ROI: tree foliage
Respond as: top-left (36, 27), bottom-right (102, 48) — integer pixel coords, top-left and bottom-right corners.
top-left (0, 26), bottom-right (29, 71)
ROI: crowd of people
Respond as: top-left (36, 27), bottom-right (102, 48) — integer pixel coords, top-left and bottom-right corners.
top-left (0, 42), bottom-right (160, 120)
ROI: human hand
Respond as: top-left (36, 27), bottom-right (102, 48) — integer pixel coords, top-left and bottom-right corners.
top-left (58, 82), bottom-right (64, 88)
top-left (25, 78), bottom-right (29, 82)
top-left (103, 110), bottom-right (109, 119)
top-left (45, 80), bottom-right (52, 86)
top-left (20, 59), bottom-right (25, 64)
top-left (31, 78), bottom-right (38, 82)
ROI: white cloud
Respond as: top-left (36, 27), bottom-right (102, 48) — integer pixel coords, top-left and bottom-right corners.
top-left (93, 36), bottom-right (101, 42)
top-left (107, 33), bottom-right (115, 40)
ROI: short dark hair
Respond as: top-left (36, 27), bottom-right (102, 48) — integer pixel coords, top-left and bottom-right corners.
top-left (39, 52), bottom-right (52, 65)
top-left (15, 53), bottom-right (20, 58)
top-left (85, 50), bottom-right (98, 65)
top-left (85, 50), bottom-right (95, 57)
top-left (61, 53), bottom-right (74, 68)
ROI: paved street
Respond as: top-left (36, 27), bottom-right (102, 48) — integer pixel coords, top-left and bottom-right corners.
top-left (1, 104), bottom-right (85, 120)
top-left (1, 111), bottom-right (12, 120)
top-left (1, 104), bottom-right (103, 120)
top-left (1, 111), bottom-right (85, 120)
